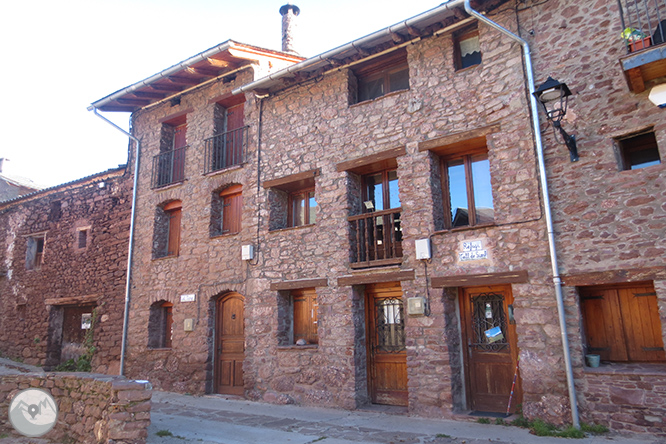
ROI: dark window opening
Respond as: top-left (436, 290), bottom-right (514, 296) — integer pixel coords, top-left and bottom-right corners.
top-left (49, 201), bottom-right (62, 221)
top-left (353, 49), bottom-right (409, 103)
top-left (77, 229), bottom-right (88, 249)
top-left (148, 301), bottom-right (174, 349)
top-left (455, 27), bottom-right (481, 70)
top-left (26, 235), bottom-right (45, 270)
top-left (616, 130), bottom-right (661, 170)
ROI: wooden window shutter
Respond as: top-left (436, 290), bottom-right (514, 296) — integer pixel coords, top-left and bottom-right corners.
top-left (167, 207), bottom-right (181, 256)
top-left (221, 185), bottom-right (242, 234)
top-left (580, 288), bottom-right (628, 362)
top-left (292, 288), bottom-right (318, 345)
top-left (618, 286), bottom-right (666, 362)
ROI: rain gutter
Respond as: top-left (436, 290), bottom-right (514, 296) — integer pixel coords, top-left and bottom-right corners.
top-left (90, 108), bottom-right (140, 377)
top-left (462, 0), bottom-right (580, 427)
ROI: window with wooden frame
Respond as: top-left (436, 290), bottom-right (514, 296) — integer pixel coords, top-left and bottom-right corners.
top-left (454, 26), bottom-right (481, 70)
top-left (288, 188), bottom-right (317, 227)
top-left (615, 129), bottom-right (661, 170)
top-left (439, 139), bottom-right (494, 229)
top-left (579, 282), bottom-right (665, 363)
top-left (153, 114), bottom-right (188, 188)
top-left (353, 48), bottom-right (409, 103)
top-left (148, 301), bottom-right (174, 349)
top-left (363, 169), bottom-right (401, 212)
top-left (292, 288), bottom-right (318, 345)
top-left (26, 234), bottom-right (45, 270)
top-left (76, 227), bottom-right (91, 250)
top-left (154, 200), bottom-right (182, 259)
top-left (219, 185), bottom-right (242, 235)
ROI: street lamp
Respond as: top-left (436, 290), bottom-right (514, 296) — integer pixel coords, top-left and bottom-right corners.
top-left (533, 77), bottom-right (579, 162)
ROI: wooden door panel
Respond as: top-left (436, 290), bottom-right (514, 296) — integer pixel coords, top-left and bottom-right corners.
top-left (618, 286), bottom-right (666, 362)
top-left (461, 286), bottom-right (521, 413)
top-left (366, 282), bottom-right (408, 406)
top-left (215, 293), bottom-right (245, 395)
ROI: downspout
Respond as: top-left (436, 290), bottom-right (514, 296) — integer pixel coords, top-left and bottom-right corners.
top-left (462, 0), bottom-right (580, 427)
top-left (89, 107), bottom-right (140, 377)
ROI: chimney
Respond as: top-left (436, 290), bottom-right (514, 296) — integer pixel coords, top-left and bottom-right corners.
top-left (279, 3), bottom-right (300, 54)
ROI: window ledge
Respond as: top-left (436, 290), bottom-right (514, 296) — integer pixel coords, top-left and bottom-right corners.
top-left (268, 224), bottom-right (316, 234)
top-left (210, 232), bottom-right (240, 240)
top-left (432, 222), bottom-right (496, 236)
top-left (455, 62), bottom-right (482, 74)
top-left (584, 362), bottom-right (666, 377)
top-left (350, 88), bottom-right (409, 108)
top-left (152, 254), bottom-right (178, 262)
top-left (203, 164), bottom-right (244, 177)
top-left (277, 344), bottom-right (318, 351)
top-left (147, 348), bottom-right (172, 352)
top-left (152, 180), bottom-right (186, 191)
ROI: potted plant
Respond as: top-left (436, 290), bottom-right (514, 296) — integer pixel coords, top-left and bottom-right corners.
top-left (621, 27), bottom-right (652, 52)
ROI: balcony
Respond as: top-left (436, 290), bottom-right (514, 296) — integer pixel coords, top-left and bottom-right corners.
top-left (151, 146), bottom-right (187, 188)
top-left (349, 208), bottom-right (403, 269)
top-left (204, 126), bottom-right (248, 174)
top-left (618, 0), bottom-right (666, 92)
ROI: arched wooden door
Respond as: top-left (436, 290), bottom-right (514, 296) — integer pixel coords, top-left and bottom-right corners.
top-left (214, 293), bottom-right (245, 395)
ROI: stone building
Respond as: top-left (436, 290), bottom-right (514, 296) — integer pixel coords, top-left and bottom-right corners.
top-left (0, 166), bottom-right (132, 374)
top-left (0, 158), bottom-right (42, 202)
top-left (89, 0), bottom-right (665, 434)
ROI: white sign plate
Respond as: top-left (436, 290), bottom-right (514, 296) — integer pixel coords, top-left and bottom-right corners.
top-left (180, 294), bottom-right (196, 303)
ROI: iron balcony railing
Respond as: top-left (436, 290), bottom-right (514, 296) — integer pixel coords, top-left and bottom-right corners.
top-left (619, 0), bottom-right (666, 52)
top-left (151, 146), bottom-right (187, 188)
top-left (348, 208), bottom-right (403, 268)
top-left (204, 126), bottom-right (248, 174)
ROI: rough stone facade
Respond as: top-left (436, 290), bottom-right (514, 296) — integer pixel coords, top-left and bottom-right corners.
top-left (0, 372), bottom-right (151, 443)
top-left (100, 0), bottom-right (665, 435)
top-left (0, 167), bottom-right (132, 374)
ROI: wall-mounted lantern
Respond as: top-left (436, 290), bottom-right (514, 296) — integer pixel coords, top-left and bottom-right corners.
top-left (533, 77), bottom-right (579, 162)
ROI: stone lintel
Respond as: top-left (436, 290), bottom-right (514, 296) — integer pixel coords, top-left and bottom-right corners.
top-left (270, 278), bottom-right (328, 291)
top-left (561, 266), bottom-right (666, 287)
top-left (431, 270), bottom-right (528, 288)
top-left (338, 269), bottom-right (415, 286)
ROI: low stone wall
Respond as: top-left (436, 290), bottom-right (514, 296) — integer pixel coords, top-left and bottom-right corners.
top-left (578, 364), bottom-right (666, 436)
top-left (0, 372), bottom-right (151, 444)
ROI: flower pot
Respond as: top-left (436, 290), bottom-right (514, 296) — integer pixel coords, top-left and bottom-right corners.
top-left (586, 354), bottom-right (601, 368)
top-left (629, 36), bottom-right (652, 52)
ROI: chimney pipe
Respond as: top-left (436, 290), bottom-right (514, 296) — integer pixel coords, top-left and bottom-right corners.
top-left (279, 3), bottom-right (300, 55)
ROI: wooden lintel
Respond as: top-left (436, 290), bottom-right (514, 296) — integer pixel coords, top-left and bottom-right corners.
top-left (336, 146), bottom-right (406, 173)
top-left (45, 294), bottom-right (100, 306)
top-left (418, 123), bottom-right (502, 152)
top-left (158, 108), bottom-right (194, 124)
top-left (338, 269), bottom-right (415, 286)
top-left (431, 270), bottom-right (529, 288)
top-left (263, 168), bottom-right (321, 190)
top-left (625, 67), bottom-right (646, 93)
top-left (270, 278), bottom-right (328, 291)
top-left (561, 267), bottom-right (666, 287)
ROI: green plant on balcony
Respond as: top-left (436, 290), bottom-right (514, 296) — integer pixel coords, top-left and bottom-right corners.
top-left (621, 27), bottom-right (651, 51)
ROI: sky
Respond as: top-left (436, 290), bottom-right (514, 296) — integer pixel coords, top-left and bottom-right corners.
top-left (0, 0), bottom-right (444, 188)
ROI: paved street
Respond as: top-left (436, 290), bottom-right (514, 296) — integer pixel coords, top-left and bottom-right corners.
top-left (147, 391), bottom-right (660, 444)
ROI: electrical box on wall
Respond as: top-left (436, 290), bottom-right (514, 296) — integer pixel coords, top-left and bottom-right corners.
top-left (407, 297), bottom-right (427, 316)
top-left (415, 238), bottom-right (431, 260)
top-left (241, 244), bottom-right (254, 260)
top-left (184, 319), bottom-right (194, 332)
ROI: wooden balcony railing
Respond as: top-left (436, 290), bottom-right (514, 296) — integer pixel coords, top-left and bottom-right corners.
top-left (203, 126), bottom-right (248, 174)
top-left (151, 146), bottom-right (187, 188)
top-left (349, 208), bottom-right (403, 269)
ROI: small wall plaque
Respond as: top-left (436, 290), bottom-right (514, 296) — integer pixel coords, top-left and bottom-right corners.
top-left (180, 294), bottom-right (196, 303)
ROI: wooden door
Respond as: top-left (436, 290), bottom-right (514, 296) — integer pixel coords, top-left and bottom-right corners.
top-left (226, 104), bottom-right (244, 165)
top-left (215, 293), bottom-right (245, 395)
top-left (366, 282), bottom-right (408, 406)
top-left (460, 285), bottom-right (521, 413)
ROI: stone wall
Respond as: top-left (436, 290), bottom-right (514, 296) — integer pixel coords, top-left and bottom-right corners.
top-left (0, 167), bottom-right (131, 373)
top-left (0, 372), bottom-right (151, 444)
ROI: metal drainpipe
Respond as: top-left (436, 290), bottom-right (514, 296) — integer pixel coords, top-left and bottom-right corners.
top-left (90, 107), bottom-right (140, 377)
top-left (463, 0), bottom-right (580, 428)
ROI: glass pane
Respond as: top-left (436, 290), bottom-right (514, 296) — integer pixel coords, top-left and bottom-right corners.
top-left (389, 68), bottom-right (409, 92)
top-left (365, 173), bottom-right (383, 211)
top-left (308, 191), bottom-right (317, 224)
top-left (448, 159), bottom-right (469, 227)
top-left (387, 170), bottom-right (401, 209)
top-left (293, 195), bottom-right (305, 226)
top-left (471, 154), bottom-right (494, 224)
top-left (359, 77), bottom-right (384, 102)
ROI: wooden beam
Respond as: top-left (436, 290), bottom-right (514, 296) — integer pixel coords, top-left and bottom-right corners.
top-left (187, 66), bottom-right (219, 77)
top-left (263, 168), bottom-right (320, 190)
top-left (270, 278), bottom-right (328, 291)
top-left (150, 84), bottom-right (185, 92)
top-left (338, 269), bottom-right (414, 286)
top-left (100, 105), bottom-right (137, 112)
top-left (168, 76), bottom-right (200, 85)
top-left (207, 57), bottom-right (229, 68)
top-left (133, 91), bottom-right (166, 99)
top-left (625, 66), bottom-right (646, 93)
top-left (390, 31), bottom-right (406, 44)
top-left (418, 123), bottom-right (502, 152)
top-left (561, 266), bottom-right (666, 287)
top-left (336, 145), bottom-right (406, 173)
top-left (45, 294), bottom-right (100, 306)
top-left (117, 98), bottom-right (151, 106)
top-left (431, 270), bottom-right (529, 288)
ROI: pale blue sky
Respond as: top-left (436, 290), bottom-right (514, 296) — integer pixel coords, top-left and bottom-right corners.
top-left (0, 0), bottom-right (444, 187)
